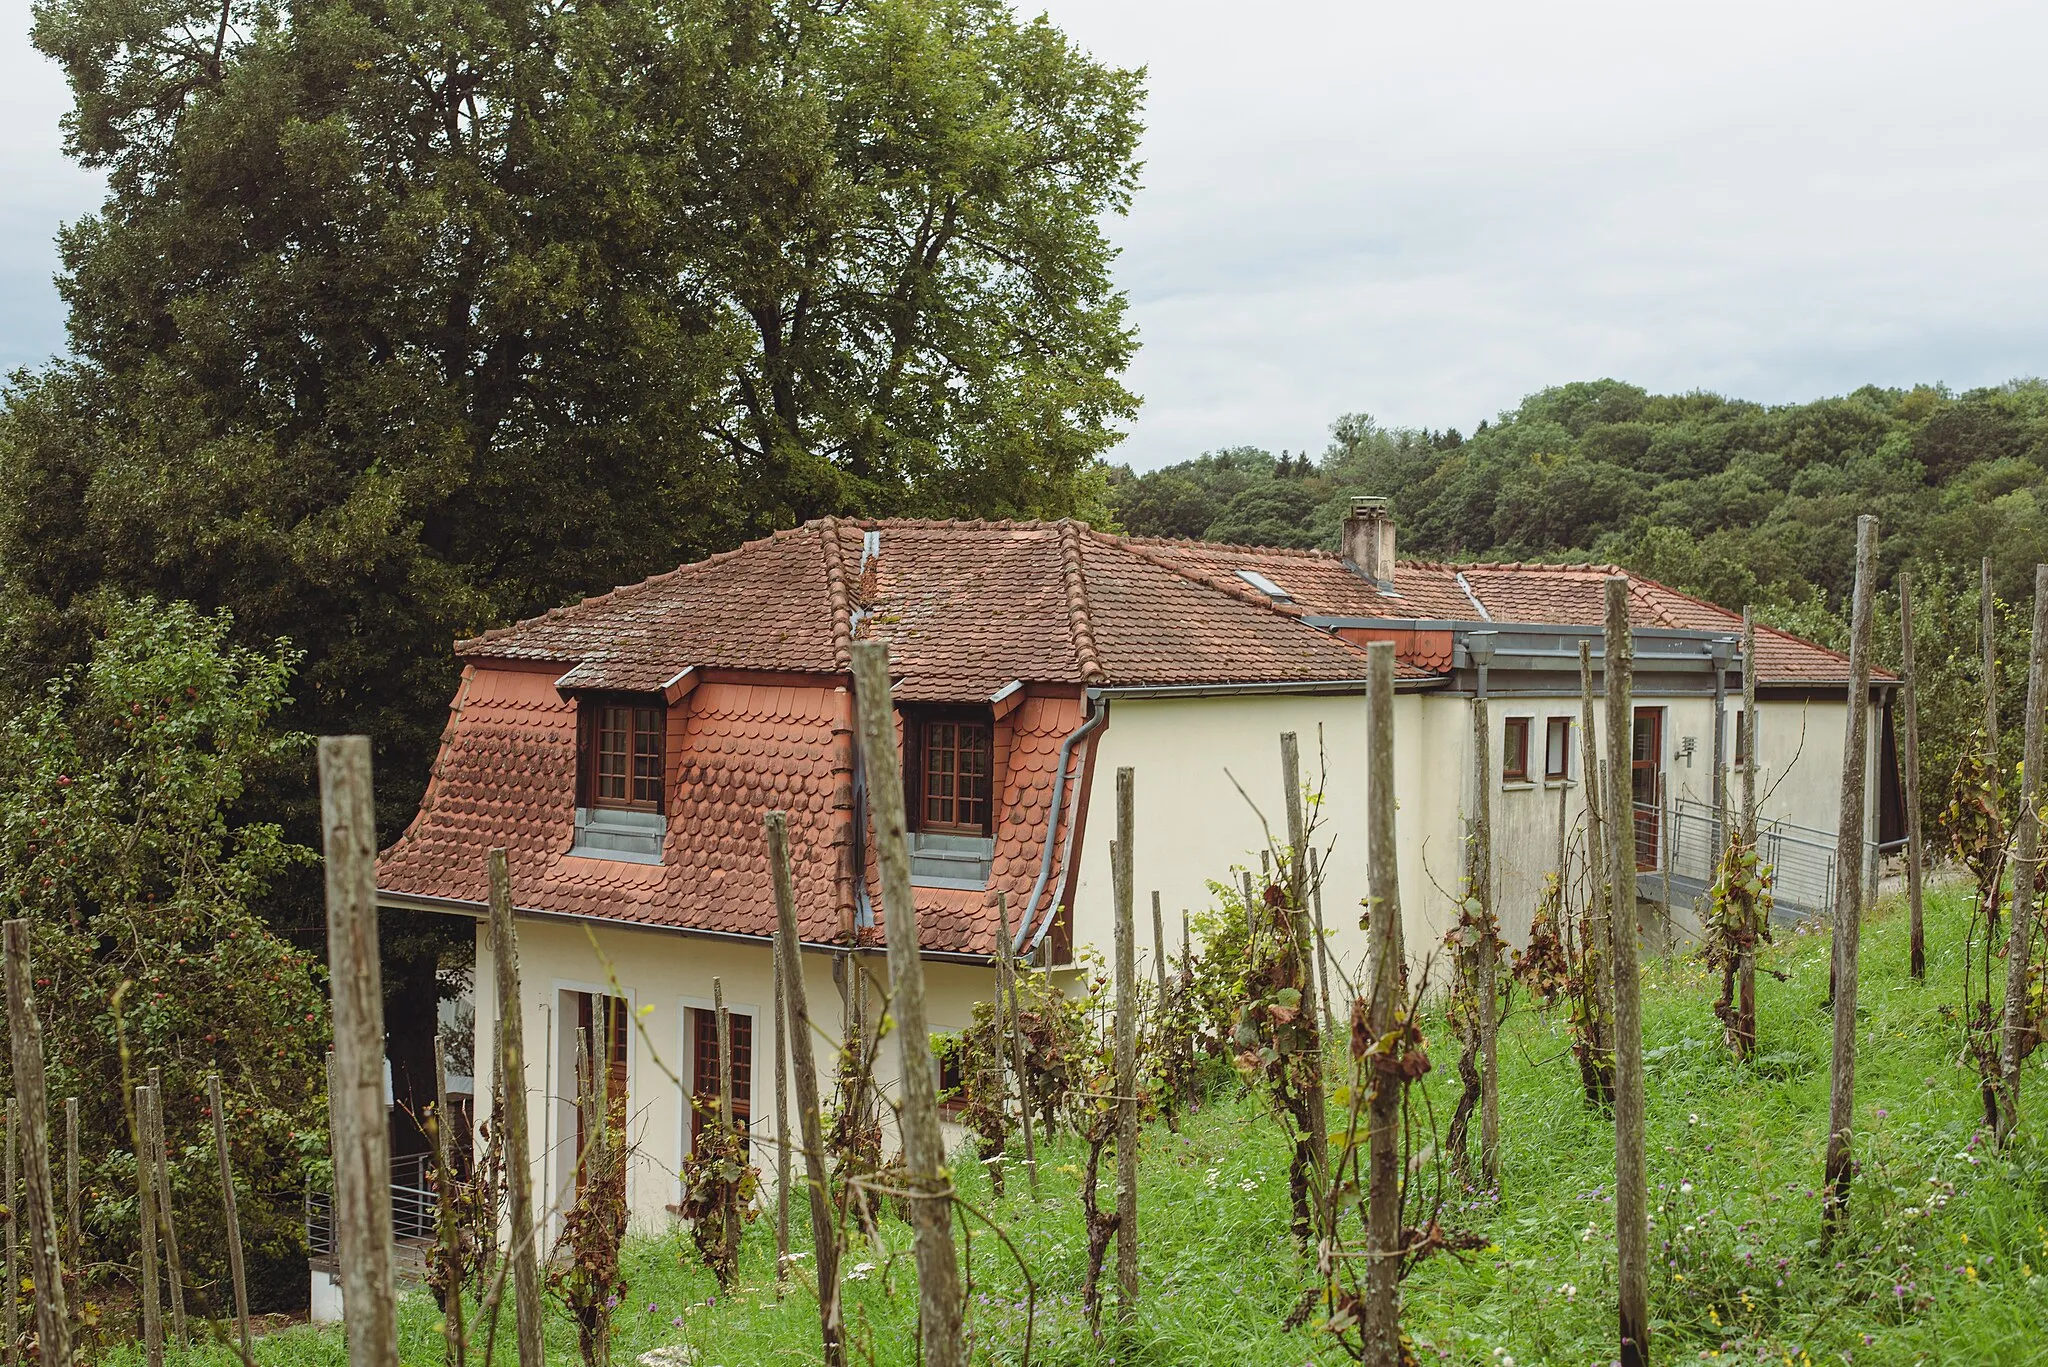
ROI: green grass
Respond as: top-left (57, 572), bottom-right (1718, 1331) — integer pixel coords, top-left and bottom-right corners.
top-left (130, 884), bottom-right (2048, 1365)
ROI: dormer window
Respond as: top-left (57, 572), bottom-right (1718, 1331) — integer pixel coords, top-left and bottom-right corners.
top-left (904, 708), bottom-right (996, 889)
top-left (913, 713), bottom-right (992, 835)
top-left (572, 696), bottom-right (666, 862)
top-left (593, 702), bottom-right (664, 811)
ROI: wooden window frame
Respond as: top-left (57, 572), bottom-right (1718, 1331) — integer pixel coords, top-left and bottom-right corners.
top-left (905, 707), bottom-right (995, 837)
top-left (1544, 716), bottom-right (1572, 781)
top-left (1732, 709), bottom-right (1751, 769)
top-left (578, 695), bottom-right (666, 814)
top-left (1501, 715), bottom-right (1532, 784)
top-left (688, 1006), bottom-right (753, 1153)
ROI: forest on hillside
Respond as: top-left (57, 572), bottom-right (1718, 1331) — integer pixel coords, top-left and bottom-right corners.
top-left (1108, 378), bottom-right (2048, 816)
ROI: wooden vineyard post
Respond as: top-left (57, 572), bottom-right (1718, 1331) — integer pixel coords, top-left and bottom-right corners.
top-left (849, 640), bottom-right (966, 1367)
top-left (1362, 642), bottom-right (1406, 1367)
top-left (1309, 849), bottom-right (1334, 1033)
top-left (487, 847), bottom-right (545, 1367)
top-left (1578, 641), bottom-right (1615, 1107)
top-left (1737, 608), bottom-right (1760, 1057)
top-left (1466, 697), bottom-right (1500, 1190)
top-left (1823, 517), bottom-right (1878, 1242)
top-left (133, 1083), bottom-right (163, 1367)
top-left (1604, 578), bottom-right (1649, 1367)
top-left (1983, 557), bottom-right (2003, 940)
top-left (319, 736), bottom-right (399, 1367)
top-left (1112, 769), bottom-right (1140, 1320)
top-left (1279, 732), bottom-right (1330, 1235)
top-left (2000, 564), bottom-right (2048, 1146)
top-left (773, 951), bottom-right (791, 1292)
top-left (208, 1072), bottom-right (255, 1361)
top-left (1899, 575), bottom-right (1926, 980)
top-left (1151, 891), bottom-right (1176, 1133)
top-left (996, 891), bottom-right (1038, 1199)
top-left (430, 1039), bottom-right (466, 1367)
top-left (4, 1095), bottom-right (14, 1367)
top-left (143, 1071), bottom-right (187, 1343)
top-left (714, 976), bottom-right (741, 1276)
top-left (64, 1098), bottom-right (77, 1274)
top-left (3, 923), bottom-right (71, 1366)
top-left (766, 812), bottom-right (844, 1366)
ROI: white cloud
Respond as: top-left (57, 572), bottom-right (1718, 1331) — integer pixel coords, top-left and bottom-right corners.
top-left (5, 0), bottom-right (2046, 465)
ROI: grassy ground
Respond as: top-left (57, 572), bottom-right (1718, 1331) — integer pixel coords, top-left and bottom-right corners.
top-left (125, 882), bottom-right (2048, 1365)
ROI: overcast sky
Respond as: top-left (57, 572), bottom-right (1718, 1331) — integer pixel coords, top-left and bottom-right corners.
top-left (5, 0), bottom-right (2045, 469)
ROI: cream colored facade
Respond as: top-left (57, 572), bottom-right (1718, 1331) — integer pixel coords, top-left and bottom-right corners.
top-left (465, 675), bottom-right (1883, 1230)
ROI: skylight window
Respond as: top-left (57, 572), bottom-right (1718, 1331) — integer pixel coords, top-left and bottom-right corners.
top-left (1235, 568), bottom-right (1294, 603)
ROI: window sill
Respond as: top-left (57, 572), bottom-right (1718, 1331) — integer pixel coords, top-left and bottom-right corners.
top-left (1543, 777), bottom-right (1577, 790)
top-left (1499, 780), bottom-right (1537, 792)
top-left (571, 807), bottom-right (665, 863)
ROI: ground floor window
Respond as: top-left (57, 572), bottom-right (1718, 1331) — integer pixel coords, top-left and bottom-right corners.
top-left (689, 1006), bottom-right (752, 1153)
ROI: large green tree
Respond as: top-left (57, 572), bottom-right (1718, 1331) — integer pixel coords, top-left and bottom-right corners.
top-left (9, 0), bottom-right (1143, 823)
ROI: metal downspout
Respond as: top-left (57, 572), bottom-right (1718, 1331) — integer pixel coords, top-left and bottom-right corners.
top-left (1015, 694), bottom-right (1108, 957)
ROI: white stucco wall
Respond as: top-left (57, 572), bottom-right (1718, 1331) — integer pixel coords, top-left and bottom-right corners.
top-left (472, 916), bottom-right (1000, 1234)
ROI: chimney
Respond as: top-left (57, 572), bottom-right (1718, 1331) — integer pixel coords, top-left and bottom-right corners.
top-left (1342, 496), bottom-right (1397, 588)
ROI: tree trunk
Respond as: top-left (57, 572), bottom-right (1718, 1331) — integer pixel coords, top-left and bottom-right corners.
top-left (1900, 575), bottom-right (1926, 981)
top-left (1823, 518), bottom-right (1878, 1242)
top-left (318, 736), bottom-right (400, 1367)
top-left (849, 641), bottom-right (966, 1367)
top-left (1604, 579), bottom-right (1649, 1367)
top-left (3, 922), bottom-right (72, 1367)
top-left (767, 812), bottom-right (844, 1367)
top-left (1998, 564), bottom-right (2048, 1145)
top-left (1362, 642), bottom-right (1407, 1367)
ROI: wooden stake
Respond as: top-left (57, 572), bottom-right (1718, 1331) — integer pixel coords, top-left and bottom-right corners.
top-left (1605, 578), bottom-right (1649, 1367)
top-left (1309, 848), bottom-right (1333, 1033)
top-left (1467, 700), bottom-right (1500, 1190)
top-left (1579, 641), bottom-right (1615, 1106)
top-left (3, 1095), bottom-right (14, 1367)
top-left (1362, 642), bottom-right (1406, 1367)
top-left (208, 1073), bottom-right (254, 1362)
top-left (1899, 576), bottom-right (1926, 980)
top-left (773, 949), bottom-right (791, 1291)
top-left (1150, 891), bottom-right (1177, 1133)
top-left (766, 811), bottom-right (844, 1367)
top-left (134, 1083), bottom-right (164, 1367)
top-left (1280, 732), bottom-right (1331, 1235)
top-left (319, 736), bottom-right (398, 1367)
top-left (1737, 608), bottom-right (1760, 1058)
top-left (1112, 770), bottom-right (1140, 1319)
top-left (487, 848), bottom-right (544, 1367)
top-left (2000, 564), bottom-right (2048, 1144)
top-left (1985, 556), bottom-right (2002, 766)
top-left (2, 925), bottom-right (69, 1367)
top-left (714, 976), bottom-right (741, 1276)
top-left (1823, 517), bottom-right (1878, 1240)
top-left (430, 1039), bottom-right (467, 1367)
top-left (144, 1069), bottom-right (187, 1343)
top-left (996, 892), bottom-right (1038, 1199)
top-left (64, 1097), bottom-right (76, 1269)
top-left (849, 641), bottom-right (965, 1367)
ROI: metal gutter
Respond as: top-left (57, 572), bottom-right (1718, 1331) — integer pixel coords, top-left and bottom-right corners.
top-left (1082, 676), bottom-right (1437, 701)
top-left (374, 888), bottom-right (994, 964)
top-left (1016, 694), bottom-right (1108, 955)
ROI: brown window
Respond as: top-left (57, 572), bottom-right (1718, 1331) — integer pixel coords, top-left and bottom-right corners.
top-left (1545, 716), bottom-right (1572, 780)
top-left (1502, 716), bottom-right (1531, 783)
top-left (689, 1007), bottom-right (752, 1152)
top-left (1732, 710), bottom-right (1750, 768)
top-left (913, 713), bottom-right (993, 835)
top-left (586, 700), bottom-right (664, 811)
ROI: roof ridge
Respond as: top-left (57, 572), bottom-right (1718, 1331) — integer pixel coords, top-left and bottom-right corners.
top-left (1106, 531), bottom-right (1310, 619)
top-left (819, 518), bottom-right (853, 669)
top-left (1058, 521), bottom-right (1106, 684)
top-left (1115, 531), bottom-right (1343, 562)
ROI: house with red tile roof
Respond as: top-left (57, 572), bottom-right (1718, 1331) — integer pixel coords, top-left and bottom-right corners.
top-left (379, 503), bottom-right (1895, 1228)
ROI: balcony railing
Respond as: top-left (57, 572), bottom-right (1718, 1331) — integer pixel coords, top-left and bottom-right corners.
top-left (1637, 796), bottom-right (1875, 922)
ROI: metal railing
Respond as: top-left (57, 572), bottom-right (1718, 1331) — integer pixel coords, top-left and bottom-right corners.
top-left (1639, 796), bottom-right (1875, 920)
top-left (306, 1151), bottom-right (440, 1259)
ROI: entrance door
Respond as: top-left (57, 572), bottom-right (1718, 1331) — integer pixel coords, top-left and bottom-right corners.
top-left (1632, 707), bottom-right (1663, 871)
